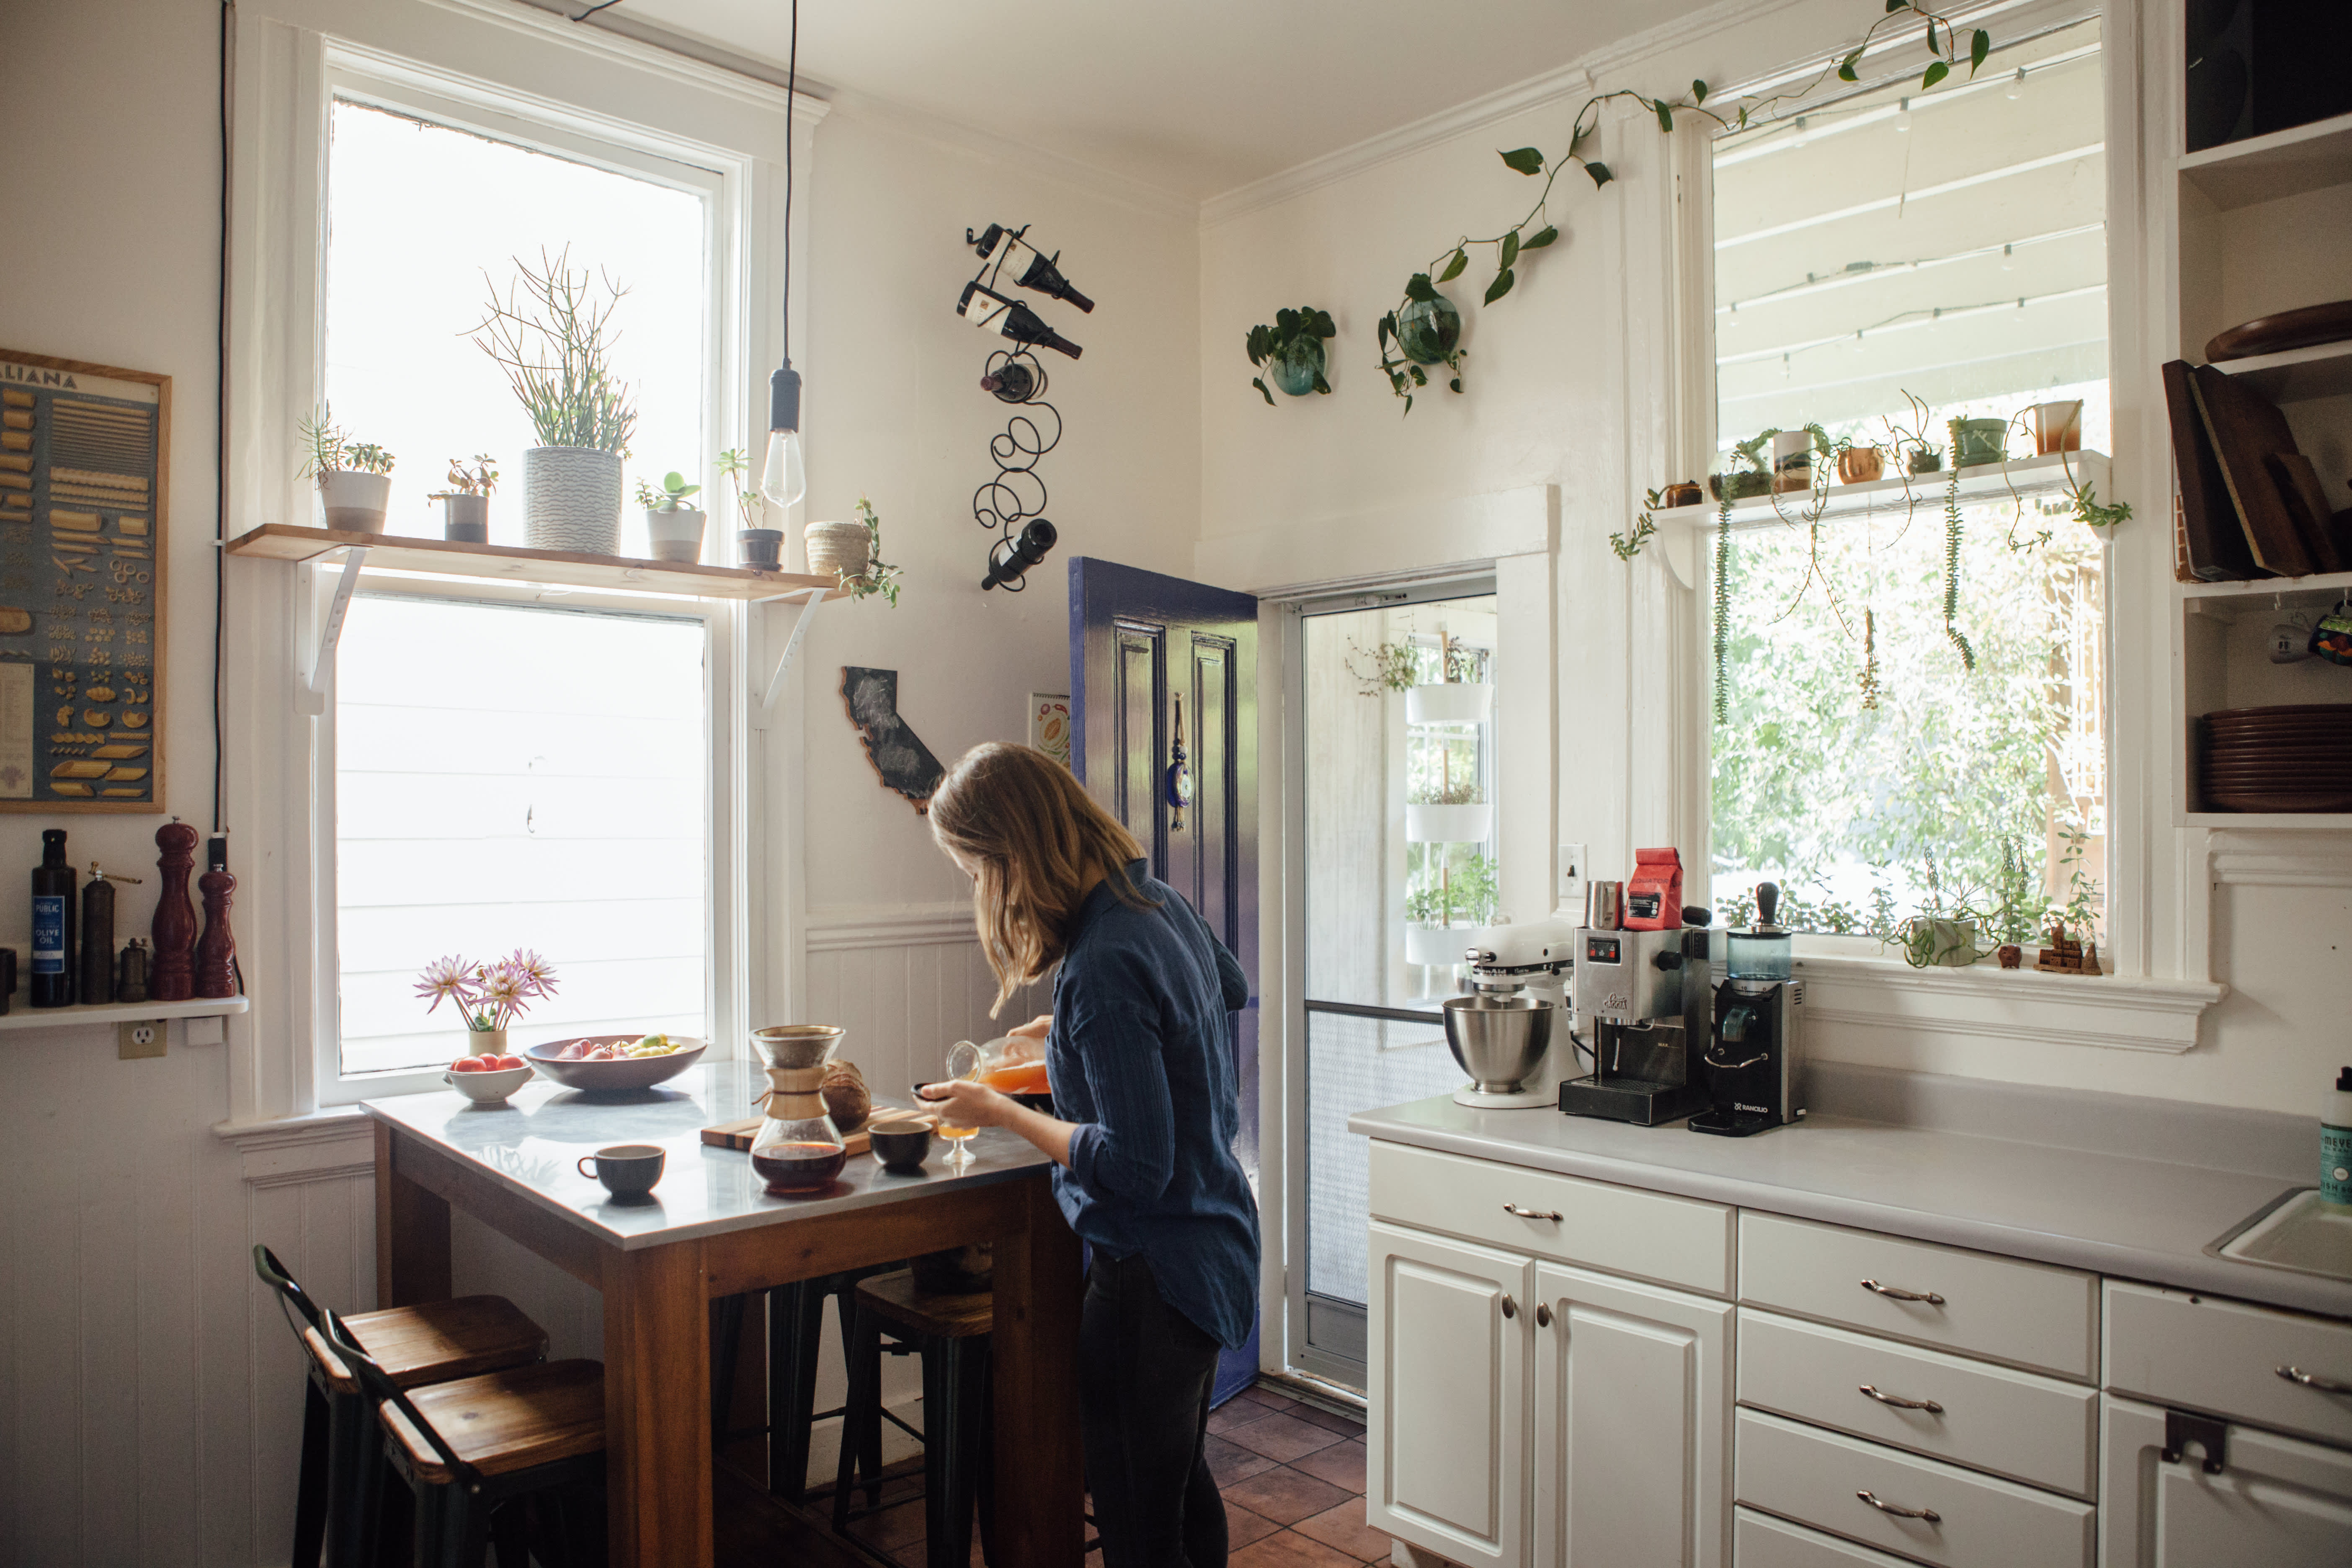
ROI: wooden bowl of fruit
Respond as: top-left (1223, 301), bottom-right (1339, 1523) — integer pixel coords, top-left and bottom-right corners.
top-left (526, 1033), bottom-right (707, 1094)
top-left (444, 1052), bottom-right (534, 1104)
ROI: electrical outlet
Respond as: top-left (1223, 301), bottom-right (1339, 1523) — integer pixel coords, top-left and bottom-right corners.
top-left (1558, 843), bottom-right (1588, 900)
top-left (118, 1019), bottom-right (165, 1060)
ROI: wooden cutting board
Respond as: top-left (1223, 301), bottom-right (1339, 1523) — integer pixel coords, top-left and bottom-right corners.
top-left (2190, 363), bottom-right (2321, 577)
top-left (2162, 359), bottom-right (2264, 580)
top-left (701, 1117), bottom-right (872, 1156)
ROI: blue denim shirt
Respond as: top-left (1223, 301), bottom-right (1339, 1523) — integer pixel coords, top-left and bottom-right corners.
top-left (1047, 860), bottom-right (1259, 1349)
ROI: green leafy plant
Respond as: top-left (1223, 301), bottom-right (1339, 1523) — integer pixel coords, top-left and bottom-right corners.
top-left (1411, 776), bottom-right (1485, 807)
top-left (297, 406), bottom-right (394, 481)
top-left (1246, 307), bottom-right (1336, 405)
top-left (635, 471), bottom-right (702, 512)
top-left (1346, 639), bottom-right (1419, 696)
top-left (715, 448), bottom-right (763, 529)
top-left (343, 443), bottom-right (394, 476)
top-left (838, 495), bottom-right (904, 607)
top-left (431, 455), bottom-right (499, 498)
top-left (1374, 274), bottom-right (1465, 413)
top-left (472, 247), bottom-right (637, 455)
top-left (1941, 429), bottom-right (1976, 672)
top-left (1613, 498), bottom-right (1663, 561)
top-left (1408, 851), bottom-right (1498, 927)
top-left (2069, 477), bottom-right (2130, 531)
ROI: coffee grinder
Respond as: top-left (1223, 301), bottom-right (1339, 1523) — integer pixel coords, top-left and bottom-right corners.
top-left (1691, 881), bottom-right (1805, 1137)
top-left (1560, 906), bottom-right (1712, 1126)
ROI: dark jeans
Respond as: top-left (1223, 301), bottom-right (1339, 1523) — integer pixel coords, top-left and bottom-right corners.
top-left (1080, 1251), bottom-right (1227, 1568)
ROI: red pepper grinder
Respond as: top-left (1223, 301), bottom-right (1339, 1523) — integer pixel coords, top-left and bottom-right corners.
top-left (151, 819), bottom-right (199, 1003)
top-left (195, 834), bottom-right (238, 999)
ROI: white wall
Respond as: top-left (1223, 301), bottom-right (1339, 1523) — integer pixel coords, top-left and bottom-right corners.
top-left (0, 1), bottom-right (1195, 1562)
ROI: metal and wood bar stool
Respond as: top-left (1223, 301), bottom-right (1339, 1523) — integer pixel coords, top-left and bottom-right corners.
top-left (706, 1265), bottom-right (891, 1499)
top-left (832, 1269), bottom-right (996, 1568)
top-left (252, 1245), bottom-right (547, 1568)
top-left (319, 1305), bottom-right (607, 1568)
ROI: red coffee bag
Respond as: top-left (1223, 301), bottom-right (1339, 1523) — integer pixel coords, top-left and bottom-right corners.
top-left (1623, 847), bottom-right (1683, 930)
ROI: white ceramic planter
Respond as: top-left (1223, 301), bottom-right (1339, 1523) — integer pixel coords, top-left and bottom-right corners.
top-left (1924, 918), bottom-right (1980, 967)
top-left (318, 470), bottom-right (391, 533)
top-left (804, 520), bottom-right (872, 582)
top-left (1406, 802), bottom-right (1492, 843)
top-left (1405, 683), bottom-right (1493, 725)
top-left (1405, 923), bottom-right (1475, 966)
top-left (524, 446), bottom-right (623, 554)
top-left (465, 1026), bottom-right (508, 1057)
top-left (645, 507), bottom-right (706, 564)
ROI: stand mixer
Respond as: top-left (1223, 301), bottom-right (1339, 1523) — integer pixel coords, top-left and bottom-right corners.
top-left (1444, 918), bottom-right (1575, 1108)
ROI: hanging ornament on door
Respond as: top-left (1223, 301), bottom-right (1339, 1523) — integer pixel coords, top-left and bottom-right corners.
top-left (1166, 694), bottom-right (1193, 832)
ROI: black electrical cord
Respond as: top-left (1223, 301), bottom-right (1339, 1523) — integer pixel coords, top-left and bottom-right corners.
top-left (781, 0), bottom-right (796, 366)
top-left (570, 0), bottom-right (628, 21)
top-left (216, 0), bottom-right (233, 838)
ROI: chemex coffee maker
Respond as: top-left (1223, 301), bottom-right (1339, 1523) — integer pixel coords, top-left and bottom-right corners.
top-left (1446, 917), bottom-right (1575, 1109)
top-left (1561, 848), bottom-right (1712, 1126)
top-left (1691, 880), bottom-right (1805, 1137)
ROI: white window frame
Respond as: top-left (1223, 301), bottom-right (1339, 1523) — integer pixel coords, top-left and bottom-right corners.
top-left (222, 10), bottom-right (816, 1127)
top-left (1652, 0), bottom-right (2224, 1051)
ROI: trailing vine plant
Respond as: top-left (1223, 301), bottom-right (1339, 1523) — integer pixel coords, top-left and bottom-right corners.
top-left (1373, 1), bottom-right (1999, 411)
top-left (1940, 428), bottom-right (1976, 672)
top-left (1712, 495), bottom-right (1733, 723)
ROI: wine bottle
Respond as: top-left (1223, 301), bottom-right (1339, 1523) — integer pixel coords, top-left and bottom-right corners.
top-left (967, 224), bottom-right (1095, 313)
top-left (31, 828), bottom-right (74, 1008)
top-left (957, 282), bottom-right (1082, 360)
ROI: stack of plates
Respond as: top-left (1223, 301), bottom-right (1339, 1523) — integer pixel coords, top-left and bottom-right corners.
top-left (2201, 704), bottom-right (2352, 812)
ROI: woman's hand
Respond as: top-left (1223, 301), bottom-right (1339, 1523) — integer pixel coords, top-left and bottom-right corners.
top-left (918, 1078), bottom-right (1019, 1130)
top-left (1003, 1013), bottom-right (1051, 1063)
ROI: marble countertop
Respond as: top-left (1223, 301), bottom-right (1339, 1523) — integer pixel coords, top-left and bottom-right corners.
top-left (1350, 1093), bottom-right (2351, 1319)
top-left (363, 1061), bottom-right (1053, 1251)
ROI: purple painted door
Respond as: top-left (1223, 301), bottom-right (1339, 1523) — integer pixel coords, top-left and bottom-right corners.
top-left (1068, 557), bottom-right (1260, 1404)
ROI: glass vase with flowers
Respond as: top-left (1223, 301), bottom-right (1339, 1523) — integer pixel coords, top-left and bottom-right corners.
top-left (414, 949), bottom-right (561, 1060)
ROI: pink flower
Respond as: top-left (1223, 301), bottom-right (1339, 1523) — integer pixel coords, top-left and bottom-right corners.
top-left (415, 949), bottom-right (557, 1029)
top-left (413, 954), bottom-right (477, 1016)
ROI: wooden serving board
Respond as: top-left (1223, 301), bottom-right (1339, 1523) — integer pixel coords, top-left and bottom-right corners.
top-left (700, 1117), bottom-right (871, 1156)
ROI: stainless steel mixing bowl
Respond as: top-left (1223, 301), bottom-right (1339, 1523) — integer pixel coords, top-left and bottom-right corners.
top-left (1441, 992), bottom-right (1556, 1093)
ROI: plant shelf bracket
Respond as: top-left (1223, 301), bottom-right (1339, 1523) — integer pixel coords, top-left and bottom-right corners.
top-left (297, 547), bottom-right (369, 717)
top-left (752, 585), bottom-right (827, 729)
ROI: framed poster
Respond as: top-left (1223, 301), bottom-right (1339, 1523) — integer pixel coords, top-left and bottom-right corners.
top-left (0, 351), bottom-right (167, 811)
top-left (1029, 692), bottom-right (1071, 770)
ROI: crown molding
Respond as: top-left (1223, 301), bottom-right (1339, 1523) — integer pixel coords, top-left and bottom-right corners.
top-left (420, 0), bottom-right (829, 123)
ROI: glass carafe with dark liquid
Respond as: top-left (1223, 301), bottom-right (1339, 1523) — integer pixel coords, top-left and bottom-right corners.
top-left (748, 1024), bottom-right (848, 1195)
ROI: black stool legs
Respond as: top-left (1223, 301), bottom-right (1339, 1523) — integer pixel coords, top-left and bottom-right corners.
top-left (293, 1380), bottom-right (333, 1568)
top-left (922, 1338), bottom-right (993, 1568)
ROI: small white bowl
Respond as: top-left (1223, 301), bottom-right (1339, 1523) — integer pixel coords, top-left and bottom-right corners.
top-left (444, 1063), bottom-right (534, 1104)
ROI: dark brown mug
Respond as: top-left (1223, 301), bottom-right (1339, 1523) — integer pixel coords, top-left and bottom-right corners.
top-left (578, 1143), bottom-right (665, 1199)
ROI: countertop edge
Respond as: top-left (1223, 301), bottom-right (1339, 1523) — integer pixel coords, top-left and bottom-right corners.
top-left (1350, 1112), bottom-right (2352, 1320)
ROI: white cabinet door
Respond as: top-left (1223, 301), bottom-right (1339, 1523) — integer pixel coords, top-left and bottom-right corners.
top-left (2100, 1394), bottom-right (2352, 1568)
top-left (1531, 1261), bottom-right (1732, 1568)
top-left (1368, 1220), bottom-right (1533, 1568)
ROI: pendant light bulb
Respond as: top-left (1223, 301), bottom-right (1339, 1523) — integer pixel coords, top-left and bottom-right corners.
top-left (761, 363), bottom-right (806, 509)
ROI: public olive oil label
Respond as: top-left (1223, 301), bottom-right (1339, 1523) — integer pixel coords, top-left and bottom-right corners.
top-left (32, 892), bottom-right (64, 973)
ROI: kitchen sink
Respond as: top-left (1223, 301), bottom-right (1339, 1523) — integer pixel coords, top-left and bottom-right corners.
top-left (2208, 1187), bottom-right (2352, 1283)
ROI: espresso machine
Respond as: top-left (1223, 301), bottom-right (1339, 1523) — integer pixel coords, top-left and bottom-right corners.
top-left (1690, 881), bottom-right (1805, 1137)
top-left (1444, 918), bottom-right (1574, 1109)
top-left (1560, 907), bottom-right (1712, 1126)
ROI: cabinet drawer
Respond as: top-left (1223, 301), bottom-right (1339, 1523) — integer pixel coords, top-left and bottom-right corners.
top-left (1739, 1213), bottom-right (2097, 1380)
top-left (1369, 1140), bottom-right (1733, 1295)
top-left (2104, 1281), bottom-right (2352, 1448)
top-left (1738, 1310), bottom-right (2096, 1497)
top-left (1734, 1409), bottom-right (2094, 1568)
top-left (1733, 1507), bottom-right (1919, 1568)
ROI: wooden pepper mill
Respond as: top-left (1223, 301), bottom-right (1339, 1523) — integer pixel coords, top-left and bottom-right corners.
top-left (118, 939), bottom-right (150, 1004)
top-left (151, 820), bottom-right (199, 1002)
top-left (79, 863), bottom-right (141, 1006)
top-left (195, 834), bottom-right (238, 999)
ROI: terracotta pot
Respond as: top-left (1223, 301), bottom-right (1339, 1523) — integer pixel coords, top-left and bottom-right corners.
top-left (1837, 446), bottom-right (1884, 484)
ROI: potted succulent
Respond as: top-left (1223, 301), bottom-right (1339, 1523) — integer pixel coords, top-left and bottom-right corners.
top-left (428, 454), bottom-right (499, 543)
top-left (717, 448), bottom-right (780, 567)
top-left (1246, 307), bottom-right (1337, 405)
top-left (637, 470), bottom-right (705, 563)
top-left (299, 406), bottom-right (395, 533)
top-left (472, 248), bottom-right (637, 555)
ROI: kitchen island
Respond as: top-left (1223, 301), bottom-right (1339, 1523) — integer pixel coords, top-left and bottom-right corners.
top-left (365, 1062), bottom-right (1083, 1568)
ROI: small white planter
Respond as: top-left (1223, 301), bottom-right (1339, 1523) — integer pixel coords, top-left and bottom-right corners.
top-left (804, 520), bottom-right (872, 582)
top-left (1406, 683), bottom-right (1493, 725)
top-left (1406, 802), bottom-right (1492, 843)
top-left (645, 507), bottom-right (706, 564)
top-left (524, 446), bottom-right (623, 554)
top-left (1924, 918), bottom-right (1980, 967)
top-left (1405, 924), bottom-right (1475, 966)
top-left (318, 470), bottom-right (391, 533)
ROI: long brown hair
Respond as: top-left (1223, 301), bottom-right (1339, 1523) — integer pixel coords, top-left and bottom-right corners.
top-left (930, 742), bottom-right (1152, 1015)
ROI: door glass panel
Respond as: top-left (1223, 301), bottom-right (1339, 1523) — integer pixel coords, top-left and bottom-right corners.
top-left (1299, 591), bottom-right (1497, 1379)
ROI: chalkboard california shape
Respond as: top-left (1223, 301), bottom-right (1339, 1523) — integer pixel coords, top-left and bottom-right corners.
top-left (840, 667), bottom-right (946, 813)
top-left (0, 348), bottom-right (168, 812)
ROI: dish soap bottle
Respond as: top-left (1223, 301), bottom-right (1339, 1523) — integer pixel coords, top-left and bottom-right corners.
top-left (2324, 1067), bottom-right (2352, 1210)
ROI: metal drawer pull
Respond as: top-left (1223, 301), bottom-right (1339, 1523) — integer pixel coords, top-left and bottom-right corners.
top-left (1500, 1294), bottom-right (1517, 1320)
top-left (1535, 1303), bottom-right (1553, 1328)
top-left (1861, 1278), bottom-right (1946, 1306)
top-left (1859, 1384), bottom-right (1945, 1414)
top-left (1856, 1491), bottom-right (1941, 1523)
top-left (1503, 1202), bottom-right (1564, 1221)
top-left (2278, 1365), bottom-right (2352, 1395)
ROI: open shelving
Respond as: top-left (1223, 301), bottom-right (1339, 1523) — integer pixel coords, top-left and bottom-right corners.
top-left (2208, 341), bottom-right (2352, 405)
top-left (2176, 108), bottom-right (2352, 211)
top-left (0, 994), bottom-right (249, 1034)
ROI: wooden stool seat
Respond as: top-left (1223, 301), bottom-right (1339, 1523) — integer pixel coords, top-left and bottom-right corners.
top-left (854, 1269), bottom-right (993, 1339)
top-left (376, 1360), bottom-right (606, 1485)
top-left (344, 1295), bottom-right (547, 1388)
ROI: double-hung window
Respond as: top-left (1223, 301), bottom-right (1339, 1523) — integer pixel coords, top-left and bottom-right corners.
top-left (314, 65), bottom-right (739, 1096)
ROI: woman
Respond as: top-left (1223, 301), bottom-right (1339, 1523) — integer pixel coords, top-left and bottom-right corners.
top-left (918, 742), bottom-right (1257, 1568)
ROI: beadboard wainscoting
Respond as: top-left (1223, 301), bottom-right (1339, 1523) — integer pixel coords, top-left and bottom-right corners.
top-left (803, 903), bottom-right (1053, 1093)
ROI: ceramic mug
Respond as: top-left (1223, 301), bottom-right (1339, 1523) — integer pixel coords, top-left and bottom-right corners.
top-left (578, 1143), bottom-right (665, 1199)
top-left (2027, 400), bottom-right (2084, 455)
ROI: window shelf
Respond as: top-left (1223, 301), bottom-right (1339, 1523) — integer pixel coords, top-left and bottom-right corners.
top-left (226, 523), bottom-right (850, 602)
top-left (2182, 569), bottom-right (2352, 621)
top-left (2186, 812), bottom-right (2352, 831)
top-left (0, 994), bottom-right (249, 1033)
top-left (2177, 111), bottom-right (2352, 212)
top-left (2207, 341), bottom-right (2352, 404)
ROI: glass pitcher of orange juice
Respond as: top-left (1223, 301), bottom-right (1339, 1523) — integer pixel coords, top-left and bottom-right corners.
top-left (945, 1034), bottom-right (1052, 1097)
